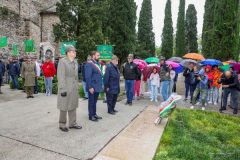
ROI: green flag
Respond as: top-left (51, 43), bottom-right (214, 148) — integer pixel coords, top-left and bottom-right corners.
top-left (60, 41), bottom-right (76, 55)
top-left (12, 44), bottom-right (18, 56)
top-left (0, 36), bottom-right (8, 48)
top-left (97, 45), bottom-right (113, 60)
top-left (24, 40), bottom-right (35, 53)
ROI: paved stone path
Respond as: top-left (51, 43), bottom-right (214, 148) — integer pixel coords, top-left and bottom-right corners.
top-left (94, 106), bottom-right (167, 160)
top-left (0, 86), bottom-right (149, 160)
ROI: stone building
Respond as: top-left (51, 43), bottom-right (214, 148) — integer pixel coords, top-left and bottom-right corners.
top-left (0, 0), bottom-right (60, 59)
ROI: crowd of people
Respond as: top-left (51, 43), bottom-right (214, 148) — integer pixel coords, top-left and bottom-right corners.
top-left (0, 46), bottom-right (239, 132)
top-left (0, 55), bottom-right (56, 98)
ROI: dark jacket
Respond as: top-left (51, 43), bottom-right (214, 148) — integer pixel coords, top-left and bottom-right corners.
top-left (85, 60), bottom-right (103, 93)
top-left (218, 74), bottom-right (238, 89)
top-left (104, 62), bottom-right (120, 94)
top-left (183, 68), bottom-right (194, 84)
top-left (160, 63), bottom-right (170, 81)
top-left (81, 62), bottom-right (86, 82)
top-left (8, 61), bottom-right (20, 76)
top-left (136, 68), bottom-right (142, 80)
top-left (122, 62), bottom-right (139, 80)
top-left (0, 60), bottom-right (5, 79)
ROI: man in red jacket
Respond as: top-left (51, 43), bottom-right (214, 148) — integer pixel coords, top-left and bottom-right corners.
top-left (41, 56), bottom-right (56, 96)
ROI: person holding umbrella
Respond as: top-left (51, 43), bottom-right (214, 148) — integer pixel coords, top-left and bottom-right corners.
top-left (183, 62), bottom-right (195, 101)
top-left (209, 65), bottom-right (222, 105)
top-left (159, 56), bottom-right (171, 101)
top-left (169, 64), bottom-right (176, 95)
top-left (190, 69), bottom-right (209, 110)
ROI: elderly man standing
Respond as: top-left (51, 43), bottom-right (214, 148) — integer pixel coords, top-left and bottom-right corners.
top-left (57, 46), bottom-right (82, 132)
top-left (85, 51), bottom-right (103, 122)
top-left (104, 55), bottom-right (120, 115)
top-left (21, 56), bottom-right (36, 98)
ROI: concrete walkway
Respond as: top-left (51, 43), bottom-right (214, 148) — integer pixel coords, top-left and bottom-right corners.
top-left (94, 106), bottom-right (167, 160)
top-left (0, 86), bottom-right (150, 160)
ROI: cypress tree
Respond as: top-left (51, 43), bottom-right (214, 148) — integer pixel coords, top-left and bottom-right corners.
top-left (137, 0), bottom-right (155, 57)
top-left (175, 0), bottom-right (185, 57)
top-left (202, 0), bottom-right (215, 57)
top-left (212, 0), bottom-right (239, 60)
top-left (161, 0), bottom-right (173, 59)
top-left (185, 4), bottom-right (198, 53)
top-left (107, 0), bottom-right (137, 63)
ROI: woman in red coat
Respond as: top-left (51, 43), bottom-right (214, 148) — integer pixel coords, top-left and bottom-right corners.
top-left (41, 56), bottom-right (56, 96)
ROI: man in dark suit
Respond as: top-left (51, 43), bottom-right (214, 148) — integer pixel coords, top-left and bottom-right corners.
top-left (85, 51), bottom-right (103, 122)
top-left (104, 55), bottom-right (120, 115)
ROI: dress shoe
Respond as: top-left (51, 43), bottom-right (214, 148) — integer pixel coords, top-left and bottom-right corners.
top-left (108, 111), bottom-right (115, 115)
top-left (113, 110), bottom-right (118, 113)
top-left (30, 96), bottom-right (34, 98)
top-left (27, 96), bottom-right (31, 99)
top-left (94, 115), bottom-right (102, 119)
top-left (125, 102), bottom-right (129, 105)
top-left (69, 124), bottom-right (82, 129)
top-left (129, 102), bottom-right (132, 106)
top-left (59, 127), bottom-right (69, 132)
top-left (89, 117), bottom-right (98, 122)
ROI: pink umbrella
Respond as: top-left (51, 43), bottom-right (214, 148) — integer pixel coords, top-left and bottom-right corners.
top-left (133, 59), bottom-right (147, 70)
top-left (231, 62), bottom-right (240, 72)
top-left (134, 59), bottom-right (147, 66)
top-left (157, 61), bottom-right (180, 68)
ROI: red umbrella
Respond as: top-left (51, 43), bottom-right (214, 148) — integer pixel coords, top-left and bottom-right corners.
top-left (142, 64), bottom-right (160, 81)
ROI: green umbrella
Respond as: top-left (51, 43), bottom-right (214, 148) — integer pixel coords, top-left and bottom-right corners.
top-left (144, 57), bottom-right (159, 64)
top-left (219, 64), bottom-right (231, 72)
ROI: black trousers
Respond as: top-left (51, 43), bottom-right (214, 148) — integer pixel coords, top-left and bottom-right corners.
top-left (106, 93), bottom-right (118, 113)
top-left (88, 92), bottom-right (99, 118)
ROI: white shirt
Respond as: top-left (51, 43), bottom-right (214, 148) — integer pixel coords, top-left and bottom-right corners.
top-left (35, 61), bottom-right (41, 77)
top-left (150, 73), bottom-right (160, 87)
top-left (170, 70), bottom-right (176, 80)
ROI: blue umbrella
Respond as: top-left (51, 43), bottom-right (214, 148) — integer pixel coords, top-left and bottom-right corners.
top-left (174, 64), bottom-right (184, 74)
top-left (200, 59), bottom-right (222, 66)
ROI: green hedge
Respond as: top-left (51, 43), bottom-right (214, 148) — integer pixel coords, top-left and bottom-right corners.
top-left (10, 76), bottom-right (58, 94)
top-left (10, 76), bottom-right (86, 97)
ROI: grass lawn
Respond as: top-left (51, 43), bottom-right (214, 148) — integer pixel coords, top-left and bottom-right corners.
top-left (154, 108), bottom-right (240, 160)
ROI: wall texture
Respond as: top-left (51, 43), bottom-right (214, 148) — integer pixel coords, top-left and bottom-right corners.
top-left (0, 0), bottom-right (60, 57)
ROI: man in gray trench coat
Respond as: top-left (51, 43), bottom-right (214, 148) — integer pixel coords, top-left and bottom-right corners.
top-left (57, 46), bottom-right (82, 132)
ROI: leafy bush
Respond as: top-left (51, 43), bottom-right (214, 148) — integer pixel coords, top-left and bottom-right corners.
top-left (79, 84), bottom-right (85, 98)
top-left (10, 77), bottom-right (24, 90)
top-left (52, 83), bottom-right (58, 94)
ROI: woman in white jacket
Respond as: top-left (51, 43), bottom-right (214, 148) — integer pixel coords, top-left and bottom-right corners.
top-left (150, 68), bottom-right (160, 102)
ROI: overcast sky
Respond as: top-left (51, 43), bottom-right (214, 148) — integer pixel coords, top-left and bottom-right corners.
top-left (135, 0), bottom-right (206, 46)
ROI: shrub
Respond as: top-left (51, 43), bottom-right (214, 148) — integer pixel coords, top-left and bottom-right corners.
top-left (52, 83), bottom-right (58, 94)
top-left (79, 84), bottom-right (85, 98)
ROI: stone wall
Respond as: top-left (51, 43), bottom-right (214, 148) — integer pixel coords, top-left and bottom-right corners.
top-left (0, 8), bottom-right (26, 55)
top-left (0, 0), bottom-right (20, 14)
top-left (28, 20), bottom-right (41, 54)
top-left (41, 13), bottom-right (59, 47)
top-left (0, 0), bottom-right (61, 57)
